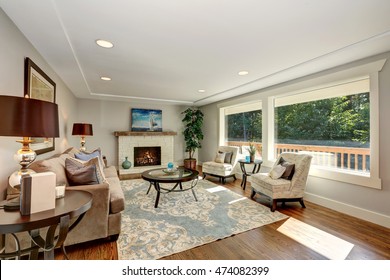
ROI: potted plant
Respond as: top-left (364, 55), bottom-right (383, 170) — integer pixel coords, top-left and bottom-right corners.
top-left (246, 143), bottom-right (257, 162)
top-left (181, 107), bottom-right (204, 169)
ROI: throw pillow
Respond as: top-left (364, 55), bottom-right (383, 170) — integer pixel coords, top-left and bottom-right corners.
top-left (65, 156), bottom-right (106, 184)
top-left (29, 155), bottom-right (70, 186)
top-left (223, 151), bottom-right (233, 164)
top-left (65, 159), bottom-right (99, 186)
top-left (214, 152), bottom-right (226, 163)
top-left (75, 147), bottom-right (106, 168)
top-left (269, 164), bottom-right (286, 179)
top-left (279, 157), bottom-right (295, 180)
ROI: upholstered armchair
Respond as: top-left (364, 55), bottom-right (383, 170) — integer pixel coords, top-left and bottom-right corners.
top-left (250, 152), bottom-right (312, 212)
top-left (202, 146), bottom-right (240, 184)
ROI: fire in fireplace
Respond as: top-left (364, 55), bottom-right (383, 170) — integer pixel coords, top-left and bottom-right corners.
top-left (134, 146), bottom-right (161, 167)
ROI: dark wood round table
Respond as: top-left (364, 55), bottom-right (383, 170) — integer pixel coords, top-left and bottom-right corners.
top-left (142, 167), bottom-right (199, 208)
top-left (0, 190), bottom-right (92, 260)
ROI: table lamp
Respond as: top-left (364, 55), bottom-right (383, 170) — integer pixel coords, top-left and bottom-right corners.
top-left (72, 123), bottom-right (93, 151)
top-left (0, 95), bottom-right (59, 192)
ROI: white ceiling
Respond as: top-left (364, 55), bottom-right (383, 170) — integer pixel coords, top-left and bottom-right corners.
top-left (1, 0), bottom-right (390, 106)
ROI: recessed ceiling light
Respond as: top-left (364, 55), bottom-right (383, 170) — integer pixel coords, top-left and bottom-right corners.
top-left (238, 71), bottom-right (249, 76)
top-left (100, 76), bottom-right (111, 81)
top-left (96, 39), bottom-right (114, 48)
top-left (198, 89), bottom-right (206, 93)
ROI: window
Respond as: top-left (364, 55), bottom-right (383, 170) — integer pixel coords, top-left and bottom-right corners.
top-left (274, 79), bottom-right (370, 175)
top-left (221, 101), bottom-right (262, 156)
top-left (217, 59), bottom-right (384, 189)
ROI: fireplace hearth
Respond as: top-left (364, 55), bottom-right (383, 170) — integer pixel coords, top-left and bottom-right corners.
top-left (134, 146), bottom-right (161, 167)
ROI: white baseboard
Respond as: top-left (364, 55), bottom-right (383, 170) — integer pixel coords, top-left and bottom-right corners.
top-left (305, 192), bottom-right (390, 228)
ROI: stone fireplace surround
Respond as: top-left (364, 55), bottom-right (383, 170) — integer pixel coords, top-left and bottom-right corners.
top-left (114, 131), bottom-right (177, 179)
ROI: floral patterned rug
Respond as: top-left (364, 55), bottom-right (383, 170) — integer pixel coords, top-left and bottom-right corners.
top-left (118, 178), bottom-right (288, 260)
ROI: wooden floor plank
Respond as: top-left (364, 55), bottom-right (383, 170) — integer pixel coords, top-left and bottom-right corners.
top-left (56, 169), bottom-right (390, 260)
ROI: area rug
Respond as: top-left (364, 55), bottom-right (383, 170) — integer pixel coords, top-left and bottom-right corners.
top-left (277, 217), bottom-right (354, 260)
top-left (118, 178), bottom-right (288, 260)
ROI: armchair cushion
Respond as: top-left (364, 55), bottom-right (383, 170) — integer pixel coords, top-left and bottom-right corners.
top-left (269, 164), bottom-right (286, 179)
top-left (223, 151), bottom-right (233, 164)
top-left (278, 157), bottom-right (295, 180)
top-left (214, 152), bottom-right (226, 163)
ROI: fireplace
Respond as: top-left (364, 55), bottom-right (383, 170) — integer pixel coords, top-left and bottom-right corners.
top-left (134, 146), bottom-right (161, 167)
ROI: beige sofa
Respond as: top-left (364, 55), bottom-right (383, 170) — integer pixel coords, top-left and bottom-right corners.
top-left (28, 147), bottom-right (125, 245)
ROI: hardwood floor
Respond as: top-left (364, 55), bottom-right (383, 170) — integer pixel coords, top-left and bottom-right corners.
top-left (56, 173), bottom-right (390, 260)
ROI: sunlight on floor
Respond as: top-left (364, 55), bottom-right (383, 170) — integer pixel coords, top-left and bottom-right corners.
top-left (277, 217), bottom-right (354, 260)
top-left (206, 186), bottom-right (227, 193)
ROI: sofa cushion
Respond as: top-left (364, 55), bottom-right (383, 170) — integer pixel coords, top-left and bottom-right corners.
top-left (103, 165), bottom-right (119, 179)
top-left (29, 154), bottom-right (70, 186)
top-left (65, 157), bottom-right (106, 184)
top-left (75, 148), bottom-right (106, 168)
top-left (65, 159), bottom-right (99, 186)
top-left (63, 147), bottom-right (79, 157)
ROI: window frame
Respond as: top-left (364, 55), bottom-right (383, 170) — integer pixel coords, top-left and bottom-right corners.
top-left (266, 62), bottom-right (384, 189)
top-left (218, 59), bottom-right (385, 189)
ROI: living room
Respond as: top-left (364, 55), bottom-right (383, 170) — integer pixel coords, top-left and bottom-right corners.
top-left (1, 1), bottom-right (389, 277)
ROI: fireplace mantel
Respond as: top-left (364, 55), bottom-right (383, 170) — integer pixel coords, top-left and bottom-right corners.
top-left (115, 131), bottom-right (177, 179)
top-left (114, 131), bottom-right (177, 137)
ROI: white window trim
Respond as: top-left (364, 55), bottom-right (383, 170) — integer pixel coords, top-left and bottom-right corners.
top-left (218, 58), bottom-right (385, 189)
top-left (266, 59), bottom-right (385, 189)
top-left (218, 101), bottom-right (262, 147)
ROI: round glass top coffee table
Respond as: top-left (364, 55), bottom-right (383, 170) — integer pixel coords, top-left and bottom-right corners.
top-left (142, 167), bottom-right (199, 208)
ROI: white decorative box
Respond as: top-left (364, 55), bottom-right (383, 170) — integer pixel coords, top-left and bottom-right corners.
top-left (20, 171), bottom-right (56, 215)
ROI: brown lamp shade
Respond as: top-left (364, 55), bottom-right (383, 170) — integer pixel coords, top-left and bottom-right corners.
top-left (72, 123), bottom-right (93, 136)
top-left (0, 95), bottom-right (59, 137)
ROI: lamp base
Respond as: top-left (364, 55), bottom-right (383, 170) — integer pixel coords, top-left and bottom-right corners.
top-left (8, 168), bottom-right (36, 188)
top-left (79, 136), bottom-right (86, 151)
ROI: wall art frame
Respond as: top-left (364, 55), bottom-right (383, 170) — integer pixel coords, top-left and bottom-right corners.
top-left (131, 108), bottom-right (162, 132)
top-left (24, 57), bottom-right (57, 154)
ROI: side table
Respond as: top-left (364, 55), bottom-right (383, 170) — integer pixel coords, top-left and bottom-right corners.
top-left (0, 190), bottom-right (92, 260)
top-left (239, 159), bottom-right (263, 190)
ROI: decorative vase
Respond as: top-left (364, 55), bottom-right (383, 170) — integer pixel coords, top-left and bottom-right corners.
top-left (122, 157), bottom-right (132, 169)
top-left (250, 154), bottom-right (255, 163)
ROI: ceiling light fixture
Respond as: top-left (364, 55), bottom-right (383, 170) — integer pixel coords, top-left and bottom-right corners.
top-left (96, 39), bottom-right (114, 48)
top-left (238, 71), bottom-right (249, 76)
top-left (100, 76), bottom-right (111, 81)
top-left (198, 89), bottom-right (206, 93)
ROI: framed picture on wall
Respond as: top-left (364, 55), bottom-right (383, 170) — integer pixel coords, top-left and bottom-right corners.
top-left (131, 108), bottom-right (162, 132)
top-left (24, 57), bottom-right (57, 154)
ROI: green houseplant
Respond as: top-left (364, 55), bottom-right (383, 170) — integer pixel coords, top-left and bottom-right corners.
top-left (181, 107), bottom-right (204, 169)
top-left (246, 142), bottom-right (257, 162)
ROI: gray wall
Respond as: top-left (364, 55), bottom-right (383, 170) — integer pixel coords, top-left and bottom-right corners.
top-left (200, 53), bottom-right (390, 227)
top-left (75, 98), bottom-right (186, 167)
top-left (0, 9), bottom-right (79, 198)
